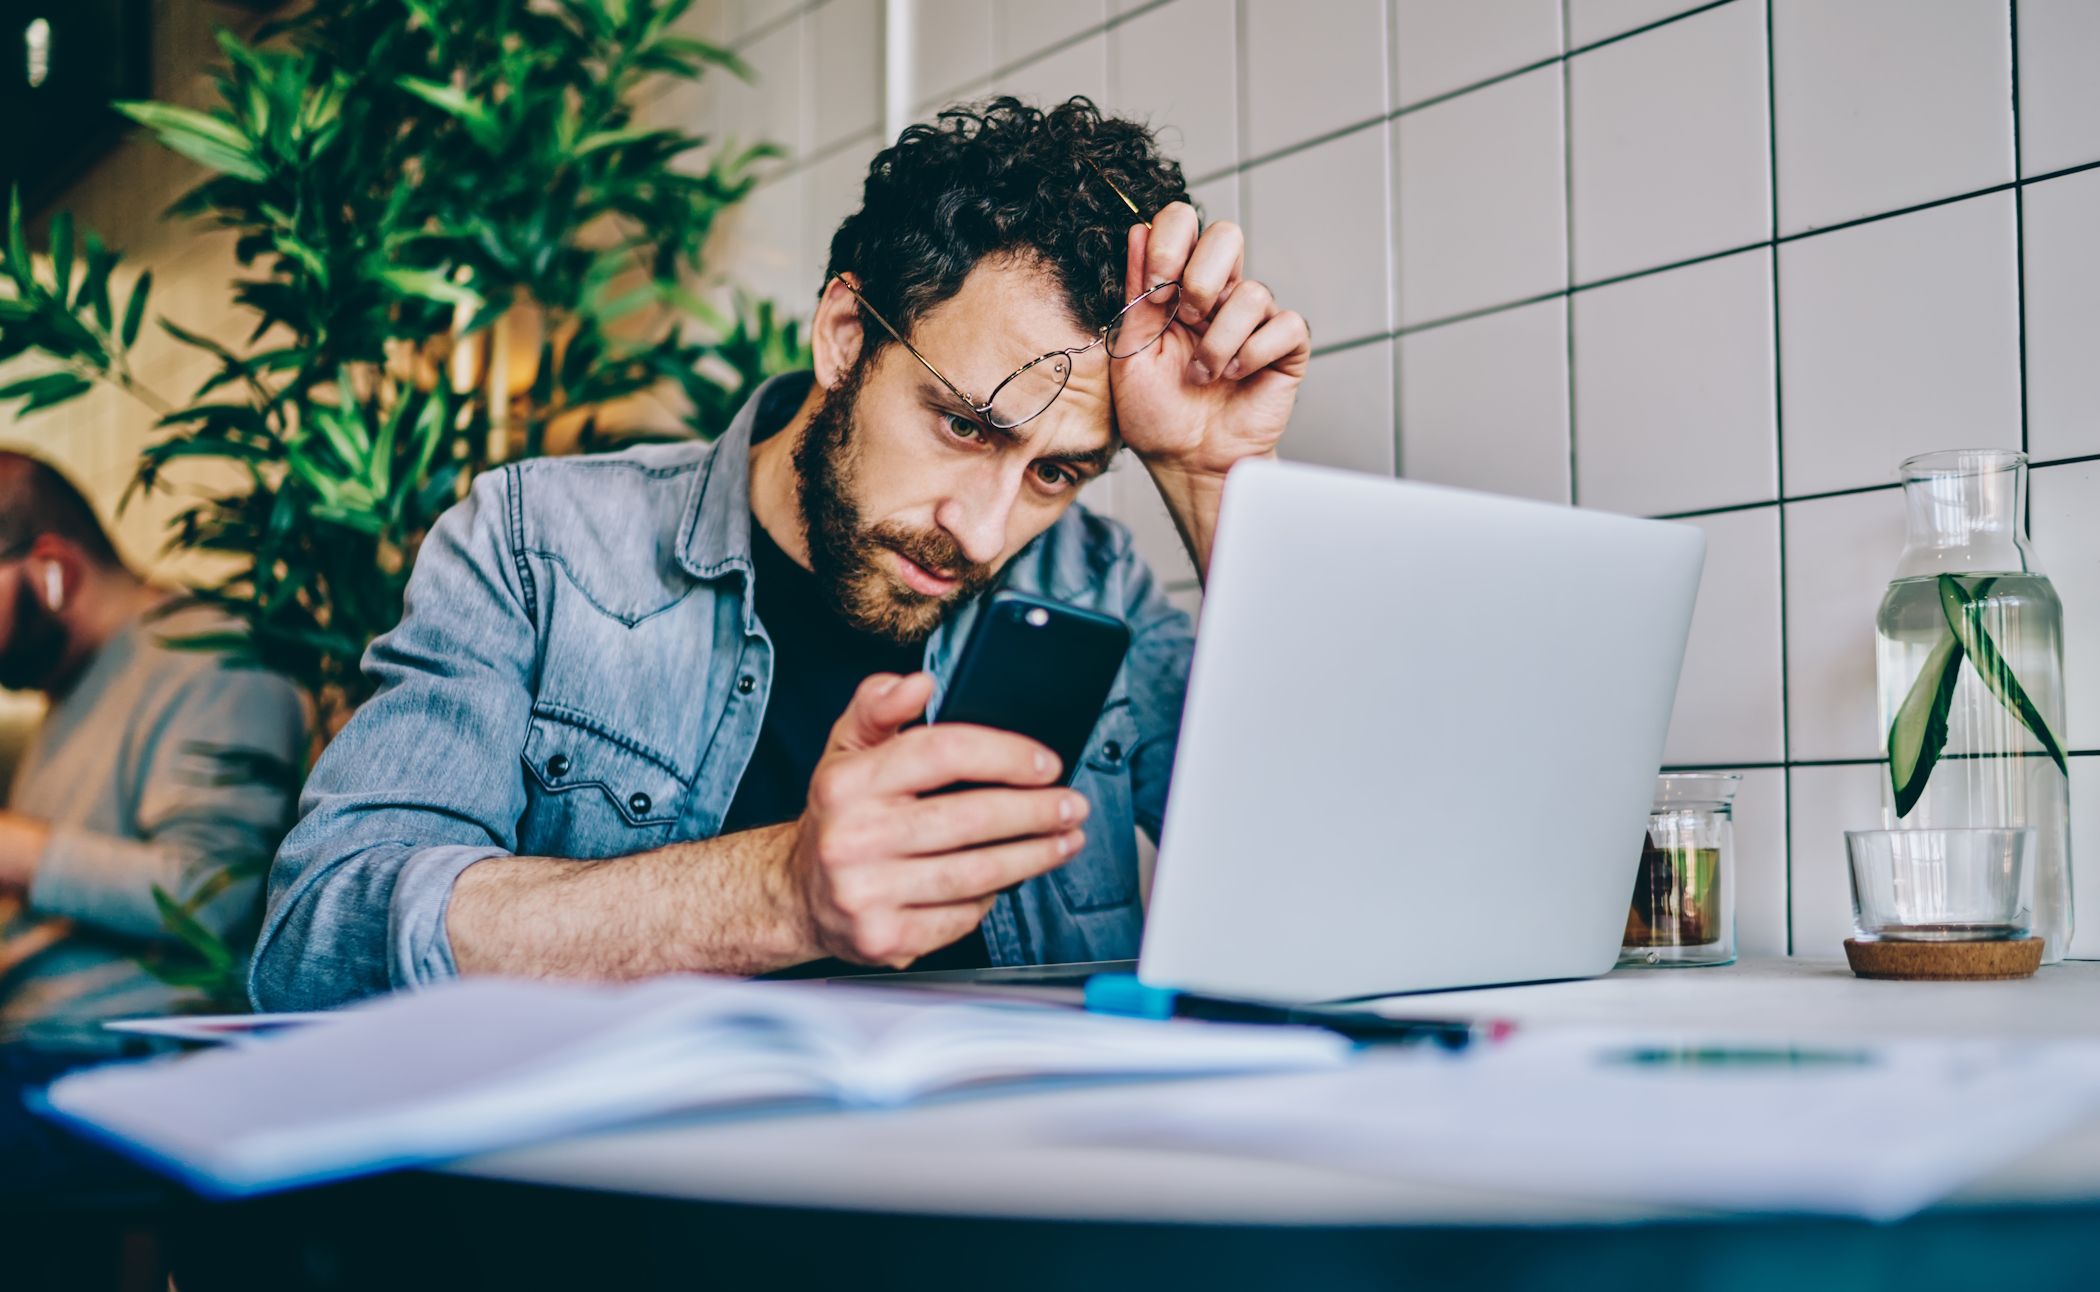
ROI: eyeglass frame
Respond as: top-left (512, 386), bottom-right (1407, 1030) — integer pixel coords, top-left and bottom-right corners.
top-left (831, 273), bottom-right (1182, 433)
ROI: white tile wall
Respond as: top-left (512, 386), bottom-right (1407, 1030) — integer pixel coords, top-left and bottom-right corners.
top-left (1279, 343), bottom-right (1397, 477)
top-left (801, 135), bottom-right (878, 288)
top-left (996, 0), bottom-right (1109, 67)
top-left (1787, 763), bottom-right (1886, 956)
top-left (1390, 0), bottom-right (1562, 110)
top-left (2015, 0), bottom-right (2100, 178)
top-left (2029, 463), bottom-right (2100, 754)
top-left (993, 30), bottom-right (1108, 107)
top-left (1776, 193), bottom-right (2022, 499)
top-left (1243, 0), bottom-right (1389, 158)
top-left (2020, 168), bottom-right (2100, 464)
top-left (1770, 0), bottom-right (2013, 234)
top-left (1783, 489), bottom-right (1907, 762)
top-left (1397, 298), bottom-right (1570, 503)
top-left (1244, 126), bottom-right (1395, 347)
top-left (1730, 767), bottom-right (1789, 958)
top-left (1108, 0), bottom-right (1239, 181)
top-left (1566, 0), bottom-right (1712, 49)
top-left (1567, 0), bottom-right (1769, 284)
top-left (719, 14), bottom-right (806, 156)
top-left (1394, 64), bottom-right (1566, 326)
top-left (1662, 506), bottom-right (1784, 767)
top-left (810, 0), bottom-right (882, 150)
top-left (2066, 758), bottom-right (2100, 959)
top-left (1572, 247), bottom-right (1775, 516)
top-left (912, 0), bottom-right (998, 108)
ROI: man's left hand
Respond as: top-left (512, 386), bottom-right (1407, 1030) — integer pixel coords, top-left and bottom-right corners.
top-left (1106, 202), bottom-right (1309, 480)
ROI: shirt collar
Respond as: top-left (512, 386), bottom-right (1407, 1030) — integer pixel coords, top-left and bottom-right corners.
top-left (677, 370), bottom-right (815, 583)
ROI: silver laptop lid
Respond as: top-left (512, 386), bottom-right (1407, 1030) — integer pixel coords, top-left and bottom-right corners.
top-left (1138, 459), bottom-right (1705, 1002)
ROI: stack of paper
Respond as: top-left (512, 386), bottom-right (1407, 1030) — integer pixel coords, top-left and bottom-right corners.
top-left (1057, 1029), bottom-right (2100, 1219)
top-left (37, 975), bottom-right (1351, 1196)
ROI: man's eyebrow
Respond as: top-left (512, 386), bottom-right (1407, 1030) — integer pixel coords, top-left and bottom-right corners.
top-left (1039, 443), bottom-right (1119, 476)
top-left (916, 377), bottom-right (1116, 473)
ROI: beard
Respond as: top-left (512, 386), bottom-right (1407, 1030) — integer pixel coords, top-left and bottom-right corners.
top-left (0, 567), bottom-right (67, 691)
top-left (793, 363), bottom-right (998, 644)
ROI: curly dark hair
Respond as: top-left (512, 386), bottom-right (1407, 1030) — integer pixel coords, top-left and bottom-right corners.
top-left (822, 96), bottom-right (1191, 356)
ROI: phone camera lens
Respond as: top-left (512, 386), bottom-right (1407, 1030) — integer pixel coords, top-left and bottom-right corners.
top-left (1025, 607), bottom-right (1050, 628)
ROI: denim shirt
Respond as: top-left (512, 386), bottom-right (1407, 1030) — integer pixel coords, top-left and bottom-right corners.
top-left (249, 374), bottom-right (1195, 1010)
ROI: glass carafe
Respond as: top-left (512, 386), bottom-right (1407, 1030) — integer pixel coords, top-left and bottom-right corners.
top-left (1874, 449), bottom-right (2072, 963)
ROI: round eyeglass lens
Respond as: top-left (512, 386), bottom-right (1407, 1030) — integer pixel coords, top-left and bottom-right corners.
top-left (1105, 281), bottom-right (1182, 359)
top-left (985, 351), bottom-right (1073, 430)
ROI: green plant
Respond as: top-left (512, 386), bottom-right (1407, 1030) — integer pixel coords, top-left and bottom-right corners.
top-left (1887, 574), bottom-right (2068, 816)
top-left (0, 0), bottom-right (811, 1004)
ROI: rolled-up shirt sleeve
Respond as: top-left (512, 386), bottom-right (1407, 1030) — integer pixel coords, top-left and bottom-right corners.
top-left (249, 466), bottom-right (538, 1011)
top-left (28, 667), bottom-right (306, 942)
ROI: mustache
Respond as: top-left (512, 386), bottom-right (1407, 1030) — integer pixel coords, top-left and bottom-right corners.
top-left (865, 522), bottom-right (991, 593)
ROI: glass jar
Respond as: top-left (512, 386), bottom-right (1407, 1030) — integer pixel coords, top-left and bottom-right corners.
top-left (1874, 449), bottom-right (2071, 963)
top-left (1620, 773), bottom-right (1739, 967)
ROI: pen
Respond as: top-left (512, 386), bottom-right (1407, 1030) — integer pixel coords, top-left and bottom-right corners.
top-left (1083, 974), bottom-right (1515, 1051)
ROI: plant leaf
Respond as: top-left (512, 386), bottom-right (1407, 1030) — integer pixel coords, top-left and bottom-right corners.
top-left (377, 267), bottom-right (483, 310)
top-left (47, 210), bottom-right (72, 300)
top-left (1938, 573), bottom-right (2069, 776)
top-left (1889, 623), bottom-right (1966, 818)
top-left (114, 101), bottom-right (268, 182)
top-left (121, 270), bottom-right (152, 347)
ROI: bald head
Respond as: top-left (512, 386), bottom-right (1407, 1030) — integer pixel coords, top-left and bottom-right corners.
top-left (0, 452), bottom-right (123, 569)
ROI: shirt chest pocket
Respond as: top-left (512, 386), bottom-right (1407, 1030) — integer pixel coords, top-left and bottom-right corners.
top-left (1053, 701), bottom-right (1141, 914)
top-left (518, 712), bottom-right (688, 859)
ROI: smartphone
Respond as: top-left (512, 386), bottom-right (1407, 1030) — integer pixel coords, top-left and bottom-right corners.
top-left (933, 591), bottom-right (1132, 787)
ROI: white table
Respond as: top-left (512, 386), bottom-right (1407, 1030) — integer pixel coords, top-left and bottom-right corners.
top-left (448, 958), bottom-right (2100, 1225)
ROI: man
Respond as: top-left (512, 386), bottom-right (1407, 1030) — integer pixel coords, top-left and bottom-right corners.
top-left (251, 98), bottom-right (1308, 1010)
top-left (0, 452), bottom-right (305, 1027)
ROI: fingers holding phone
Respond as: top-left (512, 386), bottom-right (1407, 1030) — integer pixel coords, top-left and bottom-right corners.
top-left (789, 672), bottom-right (1086, 968)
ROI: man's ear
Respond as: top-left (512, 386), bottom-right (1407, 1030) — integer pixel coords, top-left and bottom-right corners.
top-left (25, 535), bottom-right (90, 614)
top-left (811, 275), bottom-right (867, 391)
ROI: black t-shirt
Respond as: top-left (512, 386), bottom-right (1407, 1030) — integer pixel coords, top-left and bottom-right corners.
top-left (725, 515), bottom-right (991, 976)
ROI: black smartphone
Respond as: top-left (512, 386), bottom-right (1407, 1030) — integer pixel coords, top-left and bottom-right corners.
top-left (932, 591), bottom-right (1132, 787)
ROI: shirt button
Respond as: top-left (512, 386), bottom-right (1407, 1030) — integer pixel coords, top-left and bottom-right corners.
top-left (628, 791), bottom-right (653, 817)
top-left (545, 754), bottom-right (570, 779)
top-left (737, 675), bottom-right (756, 695)
top-left (1102, 740), bottom-right (1123, 764)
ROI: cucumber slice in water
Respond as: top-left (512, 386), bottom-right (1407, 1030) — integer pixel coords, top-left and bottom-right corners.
top-left (1936, 574), bottom-right (2069, 776)
top-left (1889, 624), bottom-right (1965, 818)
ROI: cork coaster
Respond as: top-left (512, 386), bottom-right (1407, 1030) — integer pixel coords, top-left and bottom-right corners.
top-left (1843, 936), bottom-right (2043, 981)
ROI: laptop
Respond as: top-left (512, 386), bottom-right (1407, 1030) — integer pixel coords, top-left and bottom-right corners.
top-left (861, 458), bottom-right (1706, 1004)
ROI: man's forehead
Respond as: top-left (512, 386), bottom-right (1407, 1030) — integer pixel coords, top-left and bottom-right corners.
top-left (905, 257), bottom-right (1098, 396)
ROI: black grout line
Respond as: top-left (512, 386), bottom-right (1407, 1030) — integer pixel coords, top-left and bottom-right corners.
top-left (912, 0), bottom-right (1178, 116)
top-left (2011, 0), bottom-right (2031, 467)
top-left (1228, 112), bottom-right (1393, 181)
top-left (1387, 52), bottom-right (1567, 122)
top-left (1651, 498), bottom-right (1780, 522)
top-left (1189, 0), bottom-right (1743, 192)
top-left (1560, 0), bottom-right (1579, 507)
top-left (1666, 751), bottom-right (2100, 774)
top-left (1779, 479), bottom-right (1902, 508)
top-left (1393, 289), bottom-right (1571, 338)
top-left (1307, 330), bottom-right (1392, 362)
top-left (1565, 0), bottom-right (1741, 59)
top-left (727, 0), bottom-right (829, 54)
top-left (1764, 0), bottom-right (1794, 958)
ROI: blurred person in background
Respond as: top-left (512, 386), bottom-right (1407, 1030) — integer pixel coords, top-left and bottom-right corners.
top-left (0, 450), bottom-right (305, 1029)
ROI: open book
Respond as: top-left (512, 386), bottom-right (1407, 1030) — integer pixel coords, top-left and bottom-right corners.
top-left (38, 975), bottom-right (1351, 1197)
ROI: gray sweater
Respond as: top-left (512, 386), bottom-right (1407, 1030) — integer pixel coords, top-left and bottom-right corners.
top-left (2, 606), bottom-right (306, 1028)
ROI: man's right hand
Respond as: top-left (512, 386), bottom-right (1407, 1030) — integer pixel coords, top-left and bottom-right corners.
top-left (790, 672), bottom-right (1088, 968)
